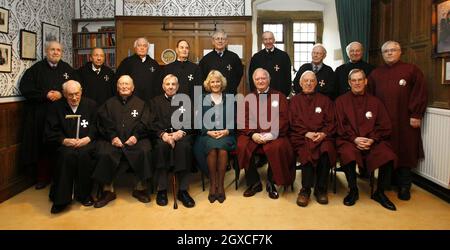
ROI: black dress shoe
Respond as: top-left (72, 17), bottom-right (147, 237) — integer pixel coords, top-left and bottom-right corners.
top-left (266, 183), bottom-right (279, 199)
top-left (50, 204), bottom-right (68, 214)
top-left (398, 187), bottom-right (411, 201)
top-left (314, 189), bottom-right (328, 205)
top-left (177, 190), bottom-right (195, 208)
top-left (156, 190), bottom-right (168, 206)
top-left (94, 191), bottom-right (116, 208)
top-left (343, 189), bottom-right (359, 206)
top-left (132, 189), bottom-right (150, 203)
top-left (243, 182), bottom-right (263, 197)
top-left (372, 191), bottom-right (396, 211)
top-left (216, 193), bottom-right (226, 203)
top-left (35, 181), bottom-right (49, 190)
top-left (78, 196), bottom-right (94, 207)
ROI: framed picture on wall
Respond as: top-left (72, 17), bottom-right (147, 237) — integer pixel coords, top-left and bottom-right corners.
top-left (42, 22), bottom-right (60, 57)
top-left (433, 0), bottom-right (450, 57)
top-left (0, 43), bottom-right (12, 73)
top-left (20, 29), bottom-right (37, 60)
top-left (0, 7), bottom-right (9, 34)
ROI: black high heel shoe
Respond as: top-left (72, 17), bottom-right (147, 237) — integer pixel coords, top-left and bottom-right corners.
top-left (208, 193), bottom-right (217, 203)
top-left (216, 193), bottom-right (226, 203)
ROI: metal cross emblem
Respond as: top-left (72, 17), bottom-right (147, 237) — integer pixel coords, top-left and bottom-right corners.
top-left (150, 67), bottom-right (155, 72)
top-left (104, 75), bottom-right (109, 81)
top-left (274, 64), bottom-right (280, 72)
top-left (63, 73), bottom-right (69, 79)
top-left (131, 110), bottom-right (139, 117)
top-left (179, 106), bottom-right (186, 114)
top-left (81, 119), bottom-right (89, 128)
top-left (319, 80), bottom-right (325, 87)
top-left (188, 74), bottom-right (194, 81)
top-left (227, 64), bottom-right (232, 71)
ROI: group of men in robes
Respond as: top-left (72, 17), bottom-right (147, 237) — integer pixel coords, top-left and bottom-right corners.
top-left (19, 27), bottom-right (426, 213)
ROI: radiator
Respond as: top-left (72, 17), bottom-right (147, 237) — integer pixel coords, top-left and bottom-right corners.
top-left (415, 107), bottom-right (450, 189)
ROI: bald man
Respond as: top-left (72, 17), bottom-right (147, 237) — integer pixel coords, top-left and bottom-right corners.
top-left (20, 41), bottom-right (79, 190)
top-left (44, 80), bottom-right (97, 214)
top-left (116, 37), bottom-right (161, 100)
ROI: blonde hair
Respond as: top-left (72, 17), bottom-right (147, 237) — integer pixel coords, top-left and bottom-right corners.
top-left (203, 70), bottom-right (227, 92)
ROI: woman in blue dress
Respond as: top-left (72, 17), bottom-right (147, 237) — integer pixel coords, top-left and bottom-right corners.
top-left (194, 70), bottom-right (236, 203)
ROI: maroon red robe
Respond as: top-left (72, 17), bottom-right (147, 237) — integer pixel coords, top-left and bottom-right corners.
top-left (237, 89), bottom-right (295, 185)
top-left (289, 92), bottom-right (336, 167)
top-left (368, 61), bottom-right (427, 168)
top-left (335, 92), bottom-right (397, 173)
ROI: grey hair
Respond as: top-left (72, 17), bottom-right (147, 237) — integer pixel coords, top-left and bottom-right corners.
top-left (45, 41), bottom-right (63, 51)
top-left (252, 68), bottom-right (271, 82)
top-left (381, 40), bottom-right (401, 52)
top-left (312, 43), bottom-right (327, 55)
top-left (345, 41), bottom-right (363, 56)
top-left (299, 70), bottom-right (317, 83)
top-left (62, 80), bottom-right (82, 93)
top-left (134, 37), bottom-right (149, 48)
top-left (212, 29), bottom-right (227, 39)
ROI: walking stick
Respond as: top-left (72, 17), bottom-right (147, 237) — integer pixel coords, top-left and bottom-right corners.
top-left (172, 173), bottom-right (178, 209)
top-left (65, 114), bottom-right (81, 139)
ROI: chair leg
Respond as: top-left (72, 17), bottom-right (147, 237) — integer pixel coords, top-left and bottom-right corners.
top-left (369, 171), bottom-right (375, 198)
top-left (333, 167), bottom-right (337, 194)
top-left (233, 156), bottom-right (239, 190)
top-left (201, 172), bottom-right (205, 192)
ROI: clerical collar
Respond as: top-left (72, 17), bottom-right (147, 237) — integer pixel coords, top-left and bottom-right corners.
top-left (91, 64), bottom-right (101, 73)
top-left (177, 58), bottom-right (188, 62)
top-left (257, 87), bottom-right (270, 94)
top-left (139, 56), bottom-right (147, 62)
top-left (215, 49), bottom-right (225, 57)
top-left (47, 59), bottom-right (58, 68)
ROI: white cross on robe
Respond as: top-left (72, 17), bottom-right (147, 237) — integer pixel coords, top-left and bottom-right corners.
top-left (150, 67), bottom-right (155, 72)
top-left (104, 75), bottom-right (109, 81)
top-left (227, 64), bottom-right (232, 71)
top-left (274, 64), bottom-right (280, 72)
top-left (63, 73), bottom-right (69, 79)
top-left (131, 110), bottom-right (139, 117)
top-left (81, 119), bottom-right (89, 128)
top-left (188, 74), bottom-right (194, 81)
top-left (319, 80), bottom-right (325, 87)
top-left (179, 106), bottom-right (186, 114)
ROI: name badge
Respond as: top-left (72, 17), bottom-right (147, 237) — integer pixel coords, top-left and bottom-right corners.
top-left (399, 79), bottom-right (407, 86)
top-left (365, 111), bottom-right (373, 119)
top-left (315, 107), bottom-right (322, 113)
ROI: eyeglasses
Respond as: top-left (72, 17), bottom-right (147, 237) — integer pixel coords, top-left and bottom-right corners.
top-left (213, 37), bottom-right (226, 41)
top-left (382, 48), bottom-right (400, 53)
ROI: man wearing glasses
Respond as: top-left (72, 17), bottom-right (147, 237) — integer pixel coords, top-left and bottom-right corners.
top-left (368, 40), bottom-right (428, 201)
top-left (199, 30), bottom-right (243, 94)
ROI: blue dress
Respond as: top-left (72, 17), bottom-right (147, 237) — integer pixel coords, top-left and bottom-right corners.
top-left (193, 94), bottom-right (236, 174)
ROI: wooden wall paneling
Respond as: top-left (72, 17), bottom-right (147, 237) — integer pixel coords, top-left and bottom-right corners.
top-left (392, 0), bottom-right (411, 44)
top-left (411, 0), bottom-right (432, 43)
top-left (0, 102), bottom-right (33, 203)
top-left (116, 17), bottom-right (252, 94)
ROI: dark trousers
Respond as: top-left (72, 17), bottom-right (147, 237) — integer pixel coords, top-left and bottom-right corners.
top-left (301, 153), bottom-right (330, 191)
top-left (245, 154), bottom-right (273, 187)
top-left (156, 169), bottom-right (191, 191)
top-left (395, 167), bottom-right (412, 189)
top-left (343, 161), bottom-right (393, 191)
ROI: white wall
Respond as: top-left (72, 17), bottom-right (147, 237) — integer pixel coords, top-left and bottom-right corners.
top-left (253, 0), bottom-right (342, 69)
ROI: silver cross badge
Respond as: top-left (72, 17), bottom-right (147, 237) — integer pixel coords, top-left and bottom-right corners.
top-left (150, 67), bottom-right (155, 72)
top-left (227, 64), bottom-right (232, 71)
top-left (274, 65), bottom-right (280, 72)
top-left (188, 74), bottom-right (194, 81)
top-left (63, 73), bottom-right (69, 79)
top-left (179, 106), bottom-right (186, 114)
top-left (131, 110), bottom-right (139, 117)
top-left (80, 119), bottom-right (89, 128)
top-left (319, 80), bottom-right (325, 87)
top-left (104, 75), bottom-right (109, 81)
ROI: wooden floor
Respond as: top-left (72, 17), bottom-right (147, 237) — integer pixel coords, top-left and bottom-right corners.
top-left (0, 167), bottom-right (449, 230)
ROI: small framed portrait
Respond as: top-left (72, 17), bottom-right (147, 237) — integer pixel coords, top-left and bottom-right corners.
top-left (442, 58), bottom-right (450, 84)
top-left (0, 7), bottom-right (9, 34)
top-left (433, 0), bottom-right (450, 57)
top-left (20, 29), bottom-right (37, 60)
top-left (0, 43), bottom-right (12, 73)
top-left (42, 22), bottom-right (60, 57)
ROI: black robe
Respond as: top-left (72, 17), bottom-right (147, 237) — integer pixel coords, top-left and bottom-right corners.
top-left (93, 95), bottom-right (153, 184)
top-left (150, 94), bottom-right (194, 173)
top-left (44, 97), bottom-right (97, 205)
top-left (77, 62), bottom-right (116, 106)
top-left (249, 47), bottom-right (292, 97)
top-left (292, 63), bottom-right (337, 100)
top-left (199, 49), bottom-right (243, 94)
top-left (162, 59), bottom-right (203, 99)
top-left (19, 59), bottom-right (78, 166)
top-left (335, 60), bottom-right (375, 96)
top-left (116, 54), bottom-right (161, 101)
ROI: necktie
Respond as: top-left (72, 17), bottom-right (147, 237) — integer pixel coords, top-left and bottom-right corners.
top-left (313, 65), bottom-right (318, 73)
top-left (95, 69), bottom-right (100, 75)
top-left (218, 52), bottom-right (223, 57)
